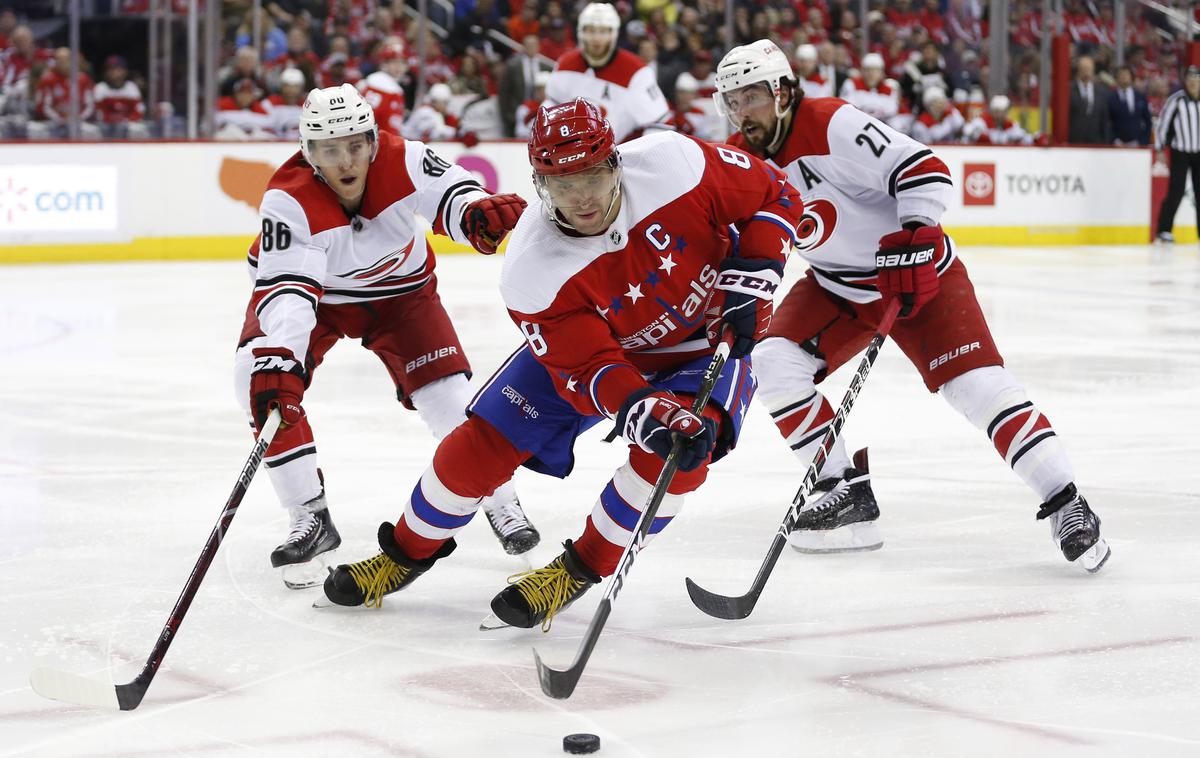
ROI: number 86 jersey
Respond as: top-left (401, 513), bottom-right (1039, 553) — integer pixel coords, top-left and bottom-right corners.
top-left (727, 97), bottom-right (958, 303)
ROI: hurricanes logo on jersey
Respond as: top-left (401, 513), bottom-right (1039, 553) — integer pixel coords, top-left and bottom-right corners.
top-left (794, 198), bottom-right (838, 252)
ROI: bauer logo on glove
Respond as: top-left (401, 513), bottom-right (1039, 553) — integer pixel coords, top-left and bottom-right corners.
top-left (875, 247), bottom-right (935, 268)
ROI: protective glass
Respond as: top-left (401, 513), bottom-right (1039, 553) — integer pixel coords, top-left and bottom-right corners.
top-left (535, 162), bottom-right (621, 225)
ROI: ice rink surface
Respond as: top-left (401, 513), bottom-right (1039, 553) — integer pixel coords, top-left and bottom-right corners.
top-left (2, 245), bottom-right (1199, 757)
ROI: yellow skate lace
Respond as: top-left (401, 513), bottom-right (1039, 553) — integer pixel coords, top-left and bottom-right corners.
top-left (346, 553), bottom-right (409, 609)
top-left (508, 557), bottom-right (586, 632)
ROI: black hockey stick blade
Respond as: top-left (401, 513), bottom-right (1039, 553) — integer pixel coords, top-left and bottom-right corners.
top-left (685, 533), bottom-right (786, 619)
top-left (533, 599), bottom-right (612, 699)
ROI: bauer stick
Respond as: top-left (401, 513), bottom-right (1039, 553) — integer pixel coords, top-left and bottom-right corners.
top-left (29, 409), bottom-right (283, 711)
top-left (686, 298), bottom-right (902, 620)
top-left (534, 330), bottom-right (735, 699)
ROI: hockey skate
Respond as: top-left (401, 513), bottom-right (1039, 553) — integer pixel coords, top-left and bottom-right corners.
top-left (479, 540), bottom-right (600, 631)
top-left (271, 484), bottom-right (342, 589)
top-left (787, 448), bottom-right (883, 554)
top-left (321, 522), bottom-right (456, 607)
top-left (1037, 484), bottom-right (1110, 573)
top-left (483, 493), bottom-right (540, 555)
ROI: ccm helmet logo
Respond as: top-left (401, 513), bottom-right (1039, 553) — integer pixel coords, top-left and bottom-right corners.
top-left (328, 116), bottom-right (353, 124)
top-left (558, 152), bottom-right (587, 164)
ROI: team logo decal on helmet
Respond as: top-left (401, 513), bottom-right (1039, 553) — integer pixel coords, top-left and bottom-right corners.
top-left (528, 98), bottom-right (622, 230)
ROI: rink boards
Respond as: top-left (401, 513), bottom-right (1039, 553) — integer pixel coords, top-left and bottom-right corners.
top-left (0, 140), bottom-right (1160, 264)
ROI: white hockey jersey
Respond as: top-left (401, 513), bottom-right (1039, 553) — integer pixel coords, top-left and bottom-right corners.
top-left (543, 48), bottom-right (670, 143)
top-left (248, 131), bottom-right (487, 362)
top-left (728, 97), bottom-right (956, 303)
top-left (838, 77), bottom-right (899, 122)
top-left (401, 103), bottom-right (457, 142)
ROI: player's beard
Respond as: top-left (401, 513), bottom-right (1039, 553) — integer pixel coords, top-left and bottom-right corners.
top-left (739, 118), bottom-right (774, 153)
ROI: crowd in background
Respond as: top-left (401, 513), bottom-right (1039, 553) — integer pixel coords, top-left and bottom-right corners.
top-left (0, 0), bottom-right (1189, 147)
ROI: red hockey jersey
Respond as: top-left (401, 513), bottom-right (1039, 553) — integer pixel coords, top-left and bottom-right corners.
top-left (500, 131), bottom-right (802, 418)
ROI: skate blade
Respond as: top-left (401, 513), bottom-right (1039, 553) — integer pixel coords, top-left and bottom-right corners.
top-left (479, 613), bottom-right (513, 631)
top-left (280, 551), bottom-right (338, 590)
top-left (1075, 538), bottom-right (1111, 574)
top-left (788, 521), bottom-right (883, 554)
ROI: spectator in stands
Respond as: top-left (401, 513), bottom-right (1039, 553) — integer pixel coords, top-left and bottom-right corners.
top-left (0, 8), bottom-right (16, 49)
top-left (1068, 54), bottom-right (1111, 144)
top-left (508, 4), bottom-right (540, 44)
top-left (1, 25), bottom-right (51, 93)
top-left (411, 28), bottom-right (456, 84)
top-left (450, 51), bottom-right (488, 98)
top-left (93, 54), bottom-right (147, 140)
top-left (235, 7), bottom-right (287, 61)
top-left (839, 52), bottom-right (899, 122)
top-left (265, 0), bottom-right (324, 29)
top-left (1108, 64), bottom-right (1151, 146)
top-left (666, 70), bottom-right (719, 140)
top-left (794, 43), bottom-right (832, 98)
top-left (266, 26), bottom-right (322, 90)
top-left (540, 18), bottom-right (573, 61)
top-left (902, 41), bottom-right (950, 115)
top-left (221, 46), bottom-right (266, 96)
top-left (910, 85), bottom-right (964, 144)
top-left (358, 42), bottom-right (407, 135)
top-left (214, 77), bottom-right (273, 140)
top-left (499, 32), bottom-right (548, 137)
top-left (322, 34), bottom-right (363, 85)
top-left (514, 69), bottom-right (548, 139)
top-left (262, 66), bottom-right (306, 139)
top-left (448, 0), bottom-right (500, 57)
top-left (29, 47), bottom-right (100, 140)
top-left (402, 81), bottom-right (458, 141)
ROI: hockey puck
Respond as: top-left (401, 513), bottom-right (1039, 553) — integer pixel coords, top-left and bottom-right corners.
top-left (563, 733), bottom-right (600, 754)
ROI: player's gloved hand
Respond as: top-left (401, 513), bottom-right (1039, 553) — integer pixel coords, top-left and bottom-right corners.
top-left (459, 131), bottom-right (480, 148)
top-left (249, 347), bottom-right (306, 432)
top-left (616, 388), bottom-right (718, 472)
top-left (462, 193), bottom-right (527, 254)
top-left (711, 256), bottom-right (784, 359)
top-left (875, 224), bottom-right (943, 319)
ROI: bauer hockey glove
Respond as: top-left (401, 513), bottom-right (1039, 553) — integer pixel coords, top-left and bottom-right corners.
top-left (616, 388), bottom-right (718, 472)
top-left (462, 193), bottom-right (527, 254)
top-left (711, 256), bottom-right (784, 359)
top-left (249, 347), bottom-right (306, 431)
top-left (875, 224), bottom-right (943, 319)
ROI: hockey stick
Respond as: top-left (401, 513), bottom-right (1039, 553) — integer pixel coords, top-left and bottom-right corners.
top-left (534, 331), bottom-right (735, 699)
top-left (685, 298), bottom-right (902, 620)
top-left (29, 409), bottom-right (283, 711)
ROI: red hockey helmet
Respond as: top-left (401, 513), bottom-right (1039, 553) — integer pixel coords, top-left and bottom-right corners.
top-left (528, 98), bottom-right (615, 177)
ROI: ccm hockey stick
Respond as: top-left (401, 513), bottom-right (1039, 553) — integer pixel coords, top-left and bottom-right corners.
top-left (686, 298), bottom-right (902, 620)
top-left (30, 409), bottom-right (282, 711)
top-left (534, 330), bottom-right (735, 699)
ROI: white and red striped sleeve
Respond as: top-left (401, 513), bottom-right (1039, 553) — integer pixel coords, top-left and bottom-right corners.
top-left (252, 188), bottom-right (329, 363)
top-left (823, 102), bottom-right (953, 226)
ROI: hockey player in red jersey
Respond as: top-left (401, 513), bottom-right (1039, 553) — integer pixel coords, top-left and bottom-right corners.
top-left (357, 43), bottom-right (407, 136)
top-left (321, 98), bottom-right (804, 627)
top-left (236, 84), bottom-right (538, 587)
top-left (543, 2), bottom-right (670, 143)
top-left (713, 40), bottom-right (1109, 571)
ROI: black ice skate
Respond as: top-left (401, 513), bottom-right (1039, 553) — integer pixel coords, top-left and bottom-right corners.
top-left (787, 448), bottom-right (883, 554)
top-left (1037, 484), bottom-right (1110, 573)
top-left (322, 522), bottom-right (456, 608)
top-left (480, 540), bottom-right (600, 631)
top-left (271, 486), bottom-right (342, 588)
top-left (483, 495), bottom-right (540, 555)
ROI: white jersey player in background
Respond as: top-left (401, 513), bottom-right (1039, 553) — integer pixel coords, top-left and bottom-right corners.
top-left (401, 82), bottom-right (458, 142)
top-left (838, 53), bottom-right (898, 123)
top-left (542, 2), bottom-right (670, 143)
top-left (234, 84), bottom-right (538, 587)
top-left (713, 40), bottom-right (1109, 571)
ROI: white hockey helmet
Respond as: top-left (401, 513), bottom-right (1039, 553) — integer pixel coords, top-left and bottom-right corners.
top-left (675, 71), bottom-right (699, 93)
top-left (713, 39), bottom-right (795, 126)
top-left (299, 83), bottom-right (378, 166)
top-left (280, 67), bottom-right (305, 88)
top-left (861, 52), bottom-right (884, 70)
top-left (428, 82), bottom-right (452, 103)
top-left (922, 85), bottom-right (947, 108)
top-left (990, 94), bottom-right (1010, 113)
top-left (578, 2), bottom-right (620, 66)
top-left (578, 2), bottom-right (620, 37)
top-left (795, 44), bottom-right (817, 63)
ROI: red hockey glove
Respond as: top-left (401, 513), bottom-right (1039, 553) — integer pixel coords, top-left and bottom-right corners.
top-left (875, 224), bottom-right (943, 319)
top-left (459, 131), bottom-right (480, 148)
top-left (462, 193), bottom-right (527, 254)
top-left (249, 347), bottom-right (306, 432)
top-left (710, 256), bottom-right (784, 359)
top-left (616, 388), bottom-right (718, 472)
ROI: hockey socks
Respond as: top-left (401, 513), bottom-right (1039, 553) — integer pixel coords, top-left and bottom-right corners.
top-left (941, 366), bottom-right (1075, 501)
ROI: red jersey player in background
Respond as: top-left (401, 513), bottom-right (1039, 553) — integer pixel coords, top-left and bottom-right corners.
top-left (261, 67), bottom-right (306, 140)
top-left (357, 43), bottom-right (407, 136)
top-left (321, 99), bottom-right (803, 629)
top-left (236, 84), bottom-right (537, 588)
top-left (713, 40), bottom-right (1109, 571)
top-left (542, 2), bottom-right (670, 143)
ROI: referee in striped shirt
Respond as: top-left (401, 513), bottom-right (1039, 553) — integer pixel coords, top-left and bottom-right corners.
top-left (1154, 66), bottom-right (1200, 243)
